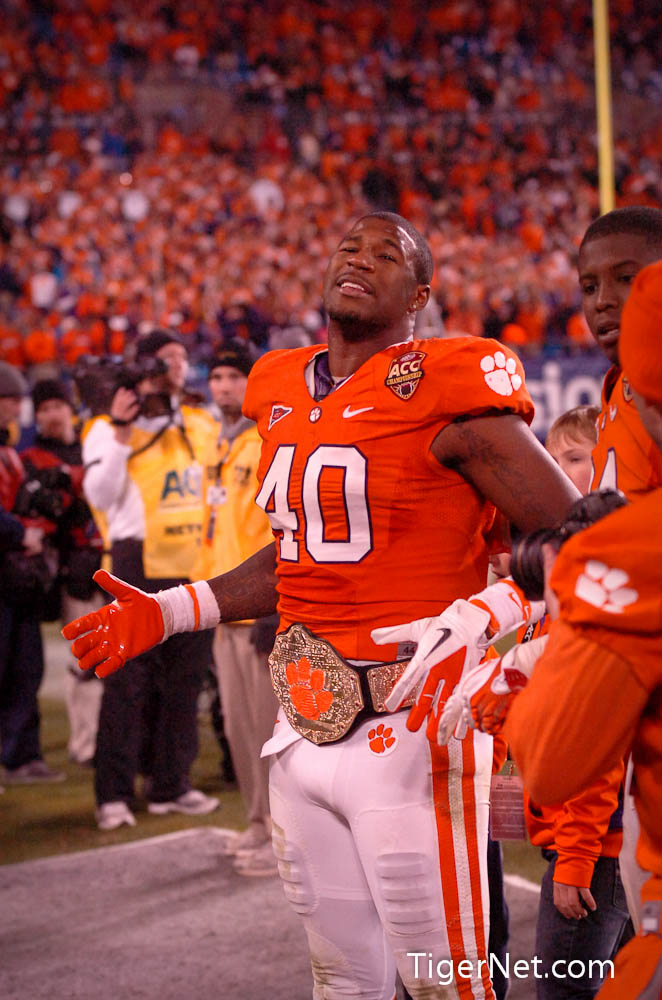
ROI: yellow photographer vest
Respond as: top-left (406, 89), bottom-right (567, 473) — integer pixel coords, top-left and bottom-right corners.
top-left (127, 406), bottom-right (217, 579)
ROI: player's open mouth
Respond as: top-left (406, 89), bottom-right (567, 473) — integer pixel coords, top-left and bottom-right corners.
top-left (596, 324), bottom-right (619, 346)
top-left (336, 277), bottom-right (373, 296)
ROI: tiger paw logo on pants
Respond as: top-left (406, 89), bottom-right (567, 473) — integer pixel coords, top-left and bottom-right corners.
top-left (285, 657), bottom-right (334, 720)
top-left (574, 560), bottom-right (638, 614)
top-left (368, 723), bottom-right (397, 756)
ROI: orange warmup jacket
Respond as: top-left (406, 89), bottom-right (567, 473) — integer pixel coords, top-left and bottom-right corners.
top-left (515, 618), bottom-right (624, 888)
top-left (506, 489), bottom-right (662, 907)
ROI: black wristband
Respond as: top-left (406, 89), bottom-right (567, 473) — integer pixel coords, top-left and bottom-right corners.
top-left (110, 416), bottom-right (133, 427)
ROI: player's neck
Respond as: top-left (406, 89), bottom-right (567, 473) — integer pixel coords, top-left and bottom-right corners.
top-left (326, 322), bottom-right (413, 378)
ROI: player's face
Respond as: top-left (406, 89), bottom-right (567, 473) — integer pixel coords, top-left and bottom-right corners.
top-left (630, 386), bottom-right (662, 450)
top-left (208, 366), bottom-right (248, 420)
top-left (322, 218), bottom-right (426, 336)
top-left (546, 432), bottom-right (594, 495)
top-left (578, 233), bottom-right (662, 365)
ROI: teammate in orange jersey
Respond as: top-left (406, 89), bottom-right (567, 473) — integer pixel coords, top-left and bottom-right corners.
top-left (578, 206), bottom-right (662, 931)
top-left (578, 206), bottom-right (662, 499)
top-left (63, 213), bottom-right (578, 1000)
top-left (506, 261), bottom-right (662, 999)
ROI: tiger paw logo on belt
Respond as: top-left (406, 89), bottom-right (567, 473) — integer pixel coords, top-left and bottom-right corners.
top-left (385, 350), bottom-right (426, 400)
top-left (269, 624), bottom-right (412, 745)
top-left (286, 657), bottom-right (334, 720)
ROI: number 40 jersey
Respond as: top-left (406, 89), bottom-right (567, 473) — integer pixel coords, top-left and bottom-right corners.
top-left (244, 337), bottom-right (533, 661)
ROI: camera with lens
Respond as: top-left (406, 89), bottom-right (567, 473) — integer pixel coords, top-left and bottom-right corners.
top-left (71, 355), bottom-right (169, 417)
top-left (13, 464), bottom-right (73, 521)
top-left (509, 490), bottom-right (627, 602)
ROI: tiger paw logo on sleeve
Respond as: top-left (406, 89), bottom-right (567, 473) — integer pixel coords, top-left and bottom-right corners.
top-left (480, 351), bottom-right (523, 397)
top-left (285, 657), bottom-right (334, 720)
top-left (385, 350), bottom-right (426, 400)
top-left (574, 560), bottom-right (639, 614)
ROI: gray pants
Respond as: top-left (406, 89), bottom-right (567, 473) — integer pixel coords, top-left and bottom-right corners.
top-left (213, 623), bottom-right (278, 832)
top-left (61, 592), bottom-right (103, 765)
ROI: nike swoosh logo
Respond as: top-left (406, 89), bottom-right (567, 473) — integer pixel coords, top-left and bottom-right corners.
top-left (342, 405), bottom-right (374, 419)
top-left (507, 591), bottom-right (523, 611)
top-left (427, 627), bottom-right (452, 655)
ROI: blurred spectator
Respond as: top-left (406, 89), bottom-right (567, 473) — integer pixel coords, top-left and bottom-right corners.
top-left (194, 344), bottom-right (278, 877)
top-left (81, 331), bottom-right (219, 830)
top-left (20, 379), bottom-right (104, 766)
top-left (0, 362), bottom-right (64, 784)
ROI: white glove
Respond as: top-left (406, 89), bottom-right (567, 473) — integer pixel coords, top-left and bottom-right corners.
top-left (374, 601), bottom-right (491, 719)
top-left (371, 578), bottom-right (544, 739)
top-left (437, 633), bottom-right (549, 744)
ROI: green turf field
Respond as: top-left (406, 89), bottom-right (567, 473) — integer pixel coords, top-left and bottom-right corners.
top-left (1, 696), bottom-right (246, 865)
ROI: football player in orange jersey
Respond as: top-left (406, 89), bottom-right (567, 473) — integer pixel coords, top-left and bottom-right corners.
top-left (63, 213), bottom-right (579, 1000)
top-left (578, 206), bottom-right (662, 930)
top-left (506, 261), bottom-right (662, 999)
top-left (578, 206), bottom-right (662, 499)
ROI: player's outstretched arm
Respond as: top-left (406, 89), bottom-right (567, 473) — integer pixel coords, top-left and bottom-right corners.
top-left (63, 543), bottom-right (278, 677)
top-left (207, 541), bottom-right (278, 623)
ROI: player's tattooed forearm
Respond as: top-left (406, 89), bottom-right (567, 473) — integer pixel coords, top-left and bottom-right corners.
top-left (209, 543), bottom-right (279, 622)
top-left (450, 422), bottom-right (564, 528)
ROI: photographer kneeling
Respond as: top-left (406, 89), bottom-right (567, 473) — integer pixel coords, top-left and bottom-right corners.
top-left (82, 331), bottom-right (219, 830)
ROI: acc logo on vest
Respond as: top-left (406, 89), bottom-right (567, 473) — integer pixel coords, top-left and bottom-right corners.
top-left (160, 466), bottom-right (202, 502)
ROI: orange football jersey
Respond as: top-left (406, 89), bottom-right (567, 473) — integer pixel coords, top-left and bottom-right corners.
top-left (243, 337), bottom-right (533, 660)
top-left (507, 489), bottom-right (662, 889)
top-left (590, 365), bottom-right (662, 499)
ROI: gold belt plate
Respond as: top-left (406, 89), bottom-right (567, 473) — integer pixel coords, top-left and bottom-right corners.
top-left (269, 624), bottom-right (413, 745)
top-left (269, 624), bottom-right (365, 745)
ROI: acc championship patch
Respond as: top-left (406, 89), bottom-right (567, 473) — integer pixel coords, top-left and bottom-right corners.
top-left (384, 350), bottom-right (426, 400)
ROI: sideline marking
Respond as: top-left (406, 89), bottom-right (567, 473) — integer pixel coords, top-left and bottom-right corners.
top-left (504, 873), bottom-right (541, 895)
top-left (2, 827), bottom-right (239, 869)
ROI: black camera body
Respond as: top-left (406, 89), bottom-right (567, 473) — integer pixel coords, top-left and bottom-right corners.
top-left (13, 464), bottom-right (72, 521)
top-left (509, 490), bottom-right (628, 602)
top-left (72, 356), bottom-right (169, 416)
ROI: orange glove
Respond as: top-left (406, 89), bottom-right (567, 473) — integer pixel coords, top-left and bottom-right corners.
top-left (62, 569), bottom-right (166, 677)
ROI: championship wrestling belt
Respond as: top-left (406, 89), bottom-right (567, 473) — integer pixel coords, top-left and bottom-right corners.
top-left (268, 623), bottom-right (414, 745)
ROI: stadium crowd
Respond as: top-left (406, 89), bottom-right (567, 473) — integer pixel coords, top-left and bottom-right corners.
top-left (2, 1), bottom-right (662, 996)
top-left (1, 0), bottom-right (662, 375)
